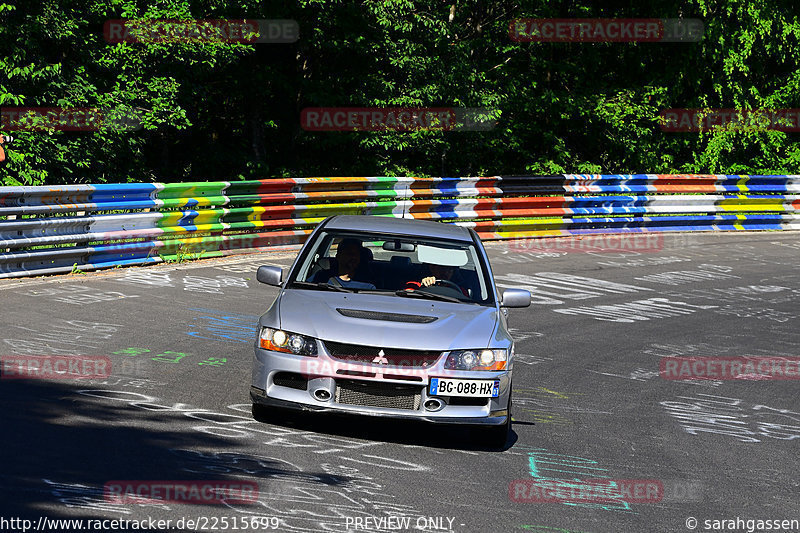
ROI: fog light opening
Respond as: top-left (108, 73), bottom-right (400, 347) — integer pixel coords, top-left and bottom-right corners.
top-left (424, 398), bottom-right (444, 412)
top-left (313, 389), bottom-right (331, 401)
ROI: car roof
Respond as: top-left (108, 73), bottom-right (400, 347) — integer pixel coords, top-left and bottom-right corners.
top-left (323, 215), bottom-right (474, 242)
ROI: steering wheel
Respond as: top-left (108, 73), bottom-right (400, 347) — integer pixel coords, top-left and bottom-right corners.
top-left (405, 279), bottom-right (464, 296)
top-left (434, 279), bottom-right (462, 291)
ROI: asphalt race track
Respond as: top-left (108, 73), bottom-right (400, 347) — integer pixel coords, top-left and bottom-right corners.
top-left (1, 232), bottom-right (799, 533)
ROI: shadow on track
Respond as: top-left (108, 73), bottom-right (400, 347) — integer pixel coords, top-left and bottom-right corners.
top-left (0, 378), bottom-right (351, 530)
top-left (251, 403), bottom-right (519, 452)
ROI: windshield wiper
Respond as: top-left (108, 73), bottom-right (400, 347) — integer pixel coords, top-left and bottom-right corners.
top-left (393, 289), bottom-right (464, 304)
top-left (290, 281), bottom-right (356, 293)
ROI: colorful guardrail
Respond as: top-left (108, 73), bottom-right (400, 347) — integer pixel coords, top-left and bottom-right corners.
top-left (0, 175), bottom-right (798, 278)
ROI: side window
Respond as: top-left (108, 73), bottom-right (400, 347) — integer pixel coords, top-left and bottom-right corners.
top-left (295, 235), bottom-right (334, 283)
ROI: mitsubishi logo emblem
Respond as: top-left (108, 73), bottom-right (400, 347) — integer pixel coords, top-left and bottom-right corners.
top-left (372, 349), bottom-right (389, 365)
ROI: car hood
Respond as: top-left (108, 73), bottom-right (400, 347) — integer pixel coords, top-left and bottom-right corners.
top-left (276, 289), bottom-right (498, 351)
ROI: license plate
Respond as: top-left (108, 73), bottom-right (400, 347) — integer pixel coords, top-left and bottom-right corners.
top-left (429, 378), bottom-right (500, 398)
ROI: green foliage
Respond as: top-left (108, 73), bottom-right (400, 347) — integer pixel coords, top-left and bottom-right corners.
top-left (1, 0), bottom-right (799, 184)
top-left (158, 242), bottom-right (206, 263)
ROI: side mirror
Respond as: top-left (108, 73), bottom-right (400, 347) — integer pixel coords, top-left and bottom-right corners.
top-left (500, 288), bottom-right (531, 308)
top-left (256, 265), bottom-right (283, 287)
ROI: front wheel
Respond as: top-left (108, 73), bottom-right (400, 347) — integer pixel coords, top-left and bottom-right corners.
top-left (484, 394), bottom-right (512, 450)
top-left (252, 402), bottom-right (272, 422)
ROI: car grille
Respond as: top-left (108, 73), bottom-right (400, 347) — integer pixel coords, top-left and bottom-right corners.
top-left (335, 379), bottom-right (422, 410)
top-left (323, 341), bottom-right (442, 368)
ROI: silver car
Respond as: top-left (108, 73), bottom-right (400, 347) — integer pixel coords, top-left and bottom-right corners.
top-left (250, 215), bottom-right (531, 448)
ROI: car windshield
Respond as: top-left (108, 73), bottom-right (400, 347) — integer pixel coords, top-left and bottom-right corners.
top-left (287, 229), bottom-right (494, 305)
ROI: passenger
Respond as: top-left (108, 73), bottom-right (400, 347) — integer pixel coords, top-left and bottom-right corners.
top-left (312, 238), bottom-right (376, 289)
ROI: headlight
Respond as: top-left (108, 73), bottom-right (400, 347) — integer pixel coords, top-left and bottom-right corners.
top-left (445, 349), bottom-right (507, 371)
top-left (259, 327), bottom-right (317, 356)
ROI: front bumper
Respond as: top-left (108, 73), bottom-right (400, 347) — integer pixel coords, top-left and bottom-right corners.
top-left (251, 346), bottom-right (511, 426)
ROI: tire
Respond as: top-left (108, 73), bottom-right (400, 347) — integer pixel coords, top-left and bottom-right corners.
top-left (485, 421), bottom-right (509, 449)
top-left (484, 393), bottom-right (512, 450)
top-left (252, 402), bottom-right (271, 422)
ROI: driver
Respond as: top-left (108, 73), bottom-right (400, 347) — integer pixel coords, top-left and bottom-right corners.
top-left (406, 263), bottom-right (469, 297)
